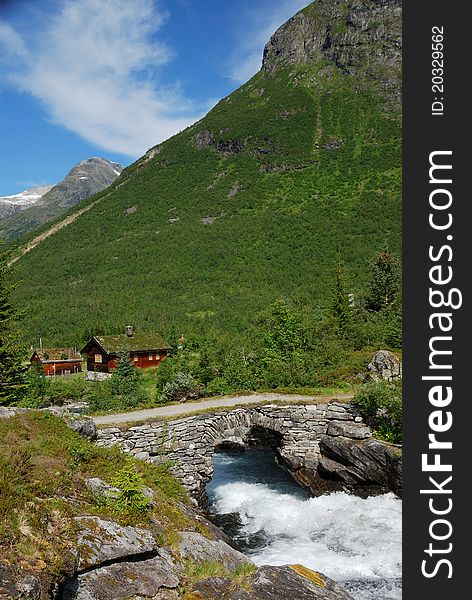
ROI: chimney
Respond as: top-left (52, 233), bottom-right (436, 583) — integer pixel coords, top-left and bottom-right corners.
top-left (125, 325), bottom-right (134, 337)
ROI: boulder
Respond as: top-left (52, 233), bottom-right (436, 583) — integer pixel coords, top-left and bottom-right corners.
top-left (68, 418), bottom-right (98, 440)
top-left (189, 565), bottom-right (354, 599)
top-left (0, 406), bottom-right (28, 419)
top-left (84, 477), bottom-right (120, 500)
top-left (366, 350), bottom-right (402, 381)
top-left (74, 516), bottom-right (158, 570)
top-left (179, 531), bottom-right (250, 571)
top-left (318, 435), bottom-right (402, 496)
top-left (61, 552), bottom-right (179, 600)
top-left (326, 421), bottom-right (371, 439)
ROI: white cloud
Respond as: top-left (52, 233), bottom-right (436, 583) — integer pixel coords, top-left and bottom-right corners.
top-left (0, 0), bottom-right (205, 157)
top-left (0, 21), bottom-right (28, 59)
top-left (228, 0), bottom-right (310, 84)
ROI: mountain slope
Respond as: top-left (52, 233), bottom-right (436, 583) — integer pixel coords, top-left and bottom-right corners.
top-left (12, 0), bottom-right (401, 346)
top-left (1, 158), bottom-right (123, 240)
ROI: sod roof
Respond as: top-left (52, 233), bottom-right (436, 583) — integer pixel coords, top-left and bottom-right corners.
top-left (81, 334), bottom-right (171, 355)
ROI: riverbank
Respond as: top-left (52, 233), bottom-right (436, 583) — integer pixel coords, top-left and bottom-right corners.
top-left (0, 411), bottom-right (356, 600)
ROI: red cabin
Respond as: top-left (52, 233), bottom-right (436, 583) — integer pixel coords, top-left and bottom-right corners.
top-left (80, 327), bottom-right (171, 373)
top-left (30, 348), bottom-right (82, 377)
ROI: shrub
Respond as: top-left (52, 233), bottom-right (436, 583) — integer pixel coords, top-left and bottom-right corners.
top-left (159, 372), bottom-right (201, 403)
top-left (110, 464), bottom-right (151, 514)
top-left (353, 380), bottom-right (402, 443)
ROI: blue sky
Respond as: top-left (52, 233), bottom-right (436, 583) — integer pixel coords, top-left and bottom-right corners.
top-left (0, 0), bottom-right (309, 195)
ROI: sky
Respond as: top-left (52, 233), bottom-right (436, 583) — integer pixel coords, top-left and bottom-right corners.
top-left (0, 0), bottom-right (309, 195)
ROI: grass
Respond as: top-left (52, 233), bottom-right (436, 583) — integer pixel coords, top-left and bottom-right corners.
top-left (0, 411), bottom-right (205, 591)
top-left (180, 560), bottom-right (257, 597)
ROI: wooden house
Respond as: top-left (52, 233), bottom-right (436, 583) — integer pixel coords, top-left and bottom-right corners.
top-left (80, 327), bottom-right (171, 373)
top-left (30, 348), bottom-right (82, 377)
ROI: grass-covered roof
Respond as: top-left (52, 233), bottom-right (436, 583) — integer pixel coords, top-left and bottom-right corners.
top-left (82, 334), bottom-right (171, 355)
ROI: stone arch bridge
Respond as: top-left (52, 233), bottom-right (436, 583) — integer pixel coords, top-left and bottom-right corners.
top-left (96, 401), bottom-right (372, 503)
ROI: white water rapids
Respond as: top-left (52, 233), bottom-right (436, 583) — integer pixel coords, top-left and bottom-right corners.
top-left (208, 449), bottom-right (402, 600)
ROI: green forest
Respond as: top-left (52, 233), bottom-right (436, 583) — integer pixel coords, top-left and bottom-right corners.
top-left (10, 60), bottom-right (401, 350)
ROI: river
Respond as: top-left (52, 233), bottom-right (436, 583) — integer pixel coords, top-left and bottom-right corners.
top-left (207, 447), bottom-right (402, 600)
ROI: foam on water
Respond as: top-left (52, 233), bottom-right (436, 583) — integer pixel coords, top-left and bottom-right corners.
top-left (208, 449), bottom-right (402, 600)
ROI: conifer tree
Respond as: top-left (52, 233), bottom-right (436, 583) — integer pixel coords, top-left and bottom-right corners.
top-left (365, 244), bottom-right (401, 312)
top-left (109, 351), bottom-right (144, 402)
top-left (0, 244), bottom-right (27, 405)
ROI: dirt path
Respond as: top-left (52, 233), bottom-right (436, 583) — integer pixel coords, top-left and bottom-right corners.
top-left (92, 392), bottom-right (354, 426)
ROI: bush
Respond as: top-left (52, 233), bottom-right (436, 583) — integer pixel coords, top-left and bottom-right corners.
top-left (110, 464), bottom-right (151, 514)
top-left (353, 380), bottom-right (402, 443)
top-left (159, 372), bottom-right (202, 404)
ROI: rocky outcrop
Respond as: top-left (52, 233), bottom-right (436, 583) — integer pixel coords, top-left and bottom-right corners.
top-left (55, 514), bottom-right (354, 600)
top-left (179, 531), bottom-right (250, 570)
top-left (262, 0), bottom-right (401, 101)
top-left (366, 350), bottom-right (402, 381)
top-left (189, 565), bottom-right (354, 599)
top-left (74, 516), bottom-right (158, 570)
top-left (68, 418), bottom-right (98, 441)
top-left (61, 551), bottom-right (179, 600)
top-left (318, 435), bottom-right (402, 496)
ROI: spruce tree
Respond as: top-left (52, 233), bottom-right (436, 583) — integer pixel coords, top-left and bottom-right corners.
top-left (0, 244), bottom-right (27, 405)
top-left (365, 245), bottom-right (401, 312)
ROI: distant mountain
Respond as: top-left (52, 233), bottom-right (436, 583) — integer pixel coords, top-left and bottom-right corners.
top-left (12, 0), bottom-right (401, 346)
top-left (0, 185), bottom-right (54, 219)
top-left (1, 158), bottom-right (123, 240)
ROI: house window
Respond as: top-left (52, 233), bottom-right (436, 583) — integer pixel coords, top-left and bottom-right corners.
top-left (95, 354), bottom-right (102, 363)
top-left (133, 355), bottom-right (138, 362)
top-left (149, 354), bottom-right (153, 360)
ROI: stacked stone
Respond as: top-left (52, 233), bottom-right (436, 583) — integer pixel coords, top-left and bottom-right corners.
top-left (96, 402), bottom-right (371, 502)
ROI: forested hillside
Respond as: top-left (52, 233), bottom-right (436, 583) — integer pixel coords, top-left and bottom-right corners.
top-left (11, 0), bottom-right (401, 348)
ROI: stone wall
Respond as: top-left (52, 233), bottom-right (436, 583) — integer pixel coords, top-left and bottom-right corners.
top-left (96, 402), bottom-right (371, 503)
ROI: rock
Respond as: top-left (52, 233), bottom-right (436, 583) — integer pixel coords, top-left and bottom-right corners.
top-left (0, 406), bottom-right (28, 419)
top-left (68, 418), bottom-right (98, 441)
top-left (84, 477), bottom-right (120, 500)
top-left (179, 531), bottom-right (250, 571)
top-left (318, 435), bottom-right (402, 496)
top-left (262, 0), bottom-right (401, 103)
top-left (74, 516), bottom-right (158, 570)
top-left (326, 421), bottom-right (371, 439)
top-left (85, 371), bottom-right (111, 381)
top-left (195, 130), bottom-right (214, 149)
top-left (0, 565), bottom-right (42, 600)
top-left (248, 565), bottom-right (354, 600)
top-left (61, 552), bottom-right (179, 600)
top-left (189, 565), bottom-right (354, 599)
top-left (190, 576), bottom-right (234, 599)
top-left (366, 350), bottom-right (402, 381)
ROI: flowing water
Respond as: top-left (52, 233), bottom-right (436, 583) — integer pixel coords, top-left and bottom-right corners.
top-left (207, 447), bottom-right (402, 600)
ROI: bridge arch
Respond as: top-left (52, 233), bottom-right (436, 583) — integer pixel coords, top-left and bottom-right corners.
top-left (96, 401), bottom-right (370, 503)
